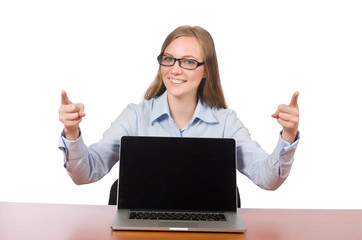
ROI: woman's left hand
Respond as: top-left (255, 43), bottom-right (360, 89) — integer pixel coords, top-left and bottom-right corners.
top-left (272, 92), bottom-right (300, 143)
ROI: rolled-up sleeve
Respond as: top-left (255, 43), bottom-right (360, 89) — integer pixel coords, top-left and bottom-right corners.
top-left (58, 104), bottom-right (138, 184)
top-left (226, 110), bottom-right (300, 190)
top-left (59, 131), bottom-right (94, 184)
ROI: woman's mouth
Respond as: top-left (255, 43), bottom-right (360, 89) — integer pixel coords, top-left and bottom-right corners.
top-left (169, 78), bottom-right (187, 84)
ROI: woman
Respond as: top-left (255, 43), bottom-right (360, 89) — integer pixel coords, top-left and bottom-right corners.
top-left (59, 25), bottom-right (300, 190)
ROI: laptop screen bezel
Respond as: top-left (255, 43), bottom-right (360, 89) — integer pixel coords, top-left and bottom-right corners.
top-left (117, 136), bottom-right (238, 212)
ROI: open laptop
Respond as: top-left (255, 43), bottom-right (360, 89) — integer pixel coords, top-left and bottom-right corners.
top-left (111, 136), bottom-right (246, 233)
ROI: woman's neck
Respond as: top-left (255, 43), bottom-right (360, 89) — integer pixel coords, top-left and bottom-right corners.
top-left (167, 93), bottom-right (198, 130)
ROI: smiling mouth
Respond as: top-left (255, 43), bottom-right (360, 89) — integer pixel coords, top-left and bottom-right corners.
top-left (169, 78), bottom-right (187, 84)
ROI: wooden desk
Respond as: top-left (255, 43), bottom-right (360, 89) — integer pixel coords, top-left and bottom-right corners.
top-left (1, 202), bottom-right (361, 240)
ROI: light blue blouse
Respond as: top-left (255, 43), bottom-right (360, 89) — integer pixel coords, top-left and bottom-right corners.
top-left (59, 91), bottom-right (299, 190)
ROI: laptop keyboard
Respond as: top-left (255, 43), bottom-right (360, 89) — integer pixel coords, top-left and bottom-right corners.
top-left (129, 211), bottom-right (226, 221)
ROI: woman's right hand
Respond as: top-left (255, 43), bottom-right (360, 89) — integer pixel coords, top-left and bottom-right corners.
top-left (58, 90), bottom-right (86, 140)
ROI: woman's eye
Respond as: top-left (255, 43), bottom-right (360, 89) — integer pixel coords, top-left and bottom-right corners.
top-left (183, 59), bottom-right (196, 65)
top-left (163, 56), bottom-right (174, 62)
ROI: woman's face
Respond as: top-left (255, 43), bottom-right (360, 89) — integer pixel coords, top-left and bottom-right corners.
top-left (161, 36), bottom-right (205, 101)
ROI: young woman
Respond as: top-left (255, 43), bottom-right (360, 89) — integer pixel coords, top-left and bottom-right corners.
top-left (59, 25), bottom-right (300, 190)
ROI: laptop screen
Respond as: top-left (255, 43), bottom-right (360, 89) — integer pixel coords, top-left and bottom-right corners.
top-left (118, 136), bottom-right (237, 212)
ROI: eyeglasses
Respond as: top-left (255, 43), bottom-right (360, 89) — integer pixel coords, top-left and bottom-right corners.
top-left (157, 54), bottom-right (205, 70)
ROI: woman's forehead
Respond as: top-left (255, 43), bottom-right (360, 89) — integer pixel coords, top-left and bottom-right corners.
top-left (164, 36), bottom-right (203, 60)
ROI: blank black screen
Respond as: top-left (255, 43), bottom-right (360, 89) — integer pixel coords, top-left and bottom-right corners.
top-left (118, 136), bottom-right (237, 212)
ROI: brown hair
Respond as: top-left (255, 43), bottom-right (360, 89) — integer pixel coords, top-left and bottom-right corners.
top-left (144, 25), bottom-right (227, 109)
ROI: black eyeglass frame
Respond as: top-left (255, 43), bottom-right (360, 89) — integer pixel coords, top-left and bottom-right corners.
top-left (157, 54), bottom-right (205, 70)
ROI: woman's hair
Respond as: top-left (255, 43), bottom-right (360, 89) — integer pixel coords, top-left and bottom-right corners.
top-left (144, 25), bottom-right (227, 109)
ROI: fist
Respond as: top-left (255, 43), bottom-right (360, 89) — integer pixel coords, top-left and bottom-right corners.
top-left (58, 90), bottom-right (85, 140)
top-left (272, 92), bottom-right (299, 143)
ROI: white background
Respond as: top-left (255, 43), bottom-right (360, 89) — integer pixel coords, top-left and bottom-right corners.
top-left (1, 0), bottom-right (361, 209)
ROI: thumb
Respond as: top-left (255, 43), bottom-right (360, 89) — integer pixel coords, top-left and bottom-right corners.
top-left (77, 103), bottom-right (86, 117)
top-left (289, 91), bottom-right (299, 107)
top-left (61, 90), bottom-right (72, 105)
top-left (271, 109), bottom-right (279, 119)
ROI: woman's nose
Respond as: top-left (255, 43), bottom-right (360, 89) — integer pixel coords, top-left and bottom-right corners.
top-left (170, 60), bottom-right (183, 74)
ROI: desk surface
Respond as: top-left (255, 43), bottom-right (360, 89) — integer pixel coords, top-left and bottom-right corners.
top-left (1, 202), bottom-right (361, 240)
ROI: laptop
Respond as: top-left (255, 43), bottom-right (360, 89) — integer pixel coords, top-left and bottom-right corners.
top-left (111, 136), bottom-right (246, 233)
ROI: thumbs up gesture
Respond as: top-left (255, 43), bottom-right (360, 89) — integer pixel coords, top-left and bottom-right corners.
top-left (272, 92), bottom-right (299, 143)
top-left (58, 90), bottom-right (86, 140)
